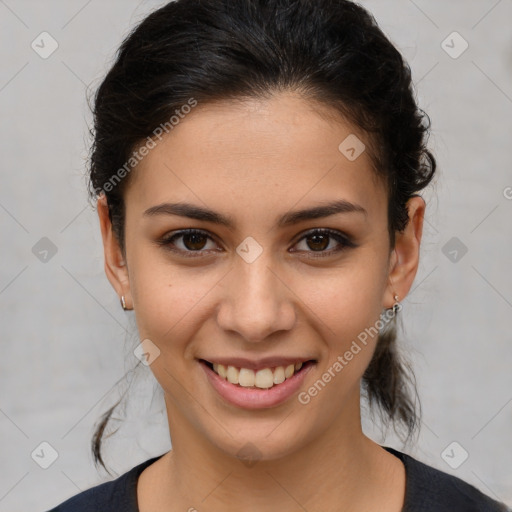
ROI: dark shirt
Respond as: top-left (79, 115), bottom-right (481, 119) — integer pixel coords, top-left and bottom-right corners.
top-left (46, 446), bottom-right (511, 511)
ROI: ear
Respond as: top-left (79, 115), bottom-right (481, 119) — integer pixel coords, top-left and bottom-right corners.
top-left (97, 194), bottom-right (132, 309)
top-left (385, 195), bottom-right (425, 308)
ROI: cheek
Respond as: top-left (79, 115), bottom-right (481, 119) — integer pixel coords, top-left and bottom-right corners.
top-left (129, 249), bottom-right (222, 346)
top-left (291, 267), bottom-right (388, 425)
top-left (298, 261), bottom-right (387, 340)
top-left (292, 252), bottom-right (390, 395)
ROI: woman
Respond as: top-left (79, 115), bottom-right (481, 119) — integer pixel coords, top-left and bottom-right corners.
top-left (47, 0), bottom-right (510, 510)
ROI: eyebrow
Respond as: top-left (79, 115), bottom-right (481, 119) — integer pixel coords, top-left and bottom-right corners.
top-left (143, 199), bottom-right (367, 228)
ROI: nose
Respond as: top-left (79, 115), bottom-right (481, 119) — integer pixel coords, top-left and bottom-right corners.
top-left (216, 251), bottom-right (296, 343)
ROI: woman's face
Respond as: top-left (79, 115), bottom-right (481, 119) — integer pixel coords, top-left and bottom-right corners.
top-left (99, 91), bottom-right (423, 462)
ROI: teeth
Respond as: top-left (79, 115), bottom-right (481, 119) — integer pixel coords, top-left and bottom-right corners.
top-left (211, 361), bottom-right (307, 389)
top-left (273, 366), bottom-right (285, 384)
top-left (226, 366), bottom-right (239, 385)
top-left (217, 363), bottom-right (227, 378)
top-left (239, 368), bottom-right (255, 387)
top-left (255, 368), bottom-right (274, 389)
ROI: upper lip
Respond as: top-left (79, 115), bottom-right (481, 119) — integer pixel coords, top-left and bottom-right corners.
top-left (200, 357), bottom-right (315, 371)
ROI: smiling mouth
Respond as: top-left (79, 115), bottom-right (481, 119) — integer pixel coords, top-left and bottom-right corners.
top-left (200, 359), bottom-right (316, 390)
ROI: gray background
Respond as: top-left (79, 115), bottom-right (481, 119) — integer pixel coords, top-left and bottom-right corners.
top-left (1, 0), bottom-right (511, 510)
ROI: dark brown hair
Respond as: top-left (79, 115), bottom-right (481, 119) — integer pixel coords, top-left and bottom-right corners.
top-left (88, 0), bottom-right (435, 472)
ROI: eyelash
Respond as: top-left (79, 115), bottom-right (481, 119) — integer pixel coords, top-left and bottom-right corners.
top-left (157, 228), bottom-right (356, 259)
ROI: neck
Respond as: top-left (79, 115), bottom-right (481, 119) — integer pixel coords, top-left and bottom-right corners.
top-left (145, 391), bottom-right (404, 512)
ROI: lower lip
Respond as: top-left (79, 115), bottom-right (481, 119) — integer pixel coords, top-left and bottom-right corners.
top-left (200, 360), bottom-right (315, 410)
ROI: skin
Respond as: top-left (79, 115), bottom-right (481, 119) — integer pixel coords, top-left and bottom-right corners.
top-left (98, 91), bottom-right (425, 512)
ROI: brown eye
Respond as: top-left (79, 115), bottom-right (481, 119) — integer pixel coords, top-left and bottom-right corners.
top-left (158, 229), bottom-right (219, 256)
top-left (181, 231), bottom-right (208, 250)
top-left (292, 228), bottom-right (355, 258)
top-left (305, 233), bottom-right (330, 251)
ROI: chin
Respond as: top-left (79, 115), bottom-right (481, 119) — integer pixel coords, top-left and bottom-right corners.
top-left (203, 417), bottom-right (314, 465)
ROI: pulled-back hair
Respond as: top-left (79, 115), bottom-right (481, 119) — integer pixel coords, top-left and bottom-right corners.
top-left (88, 0), bottom-right (435, 472)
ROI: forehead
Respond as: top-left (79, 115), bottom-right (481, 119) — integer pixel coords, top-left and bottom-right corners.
top-left (125, 92), bottom-right (387, 226)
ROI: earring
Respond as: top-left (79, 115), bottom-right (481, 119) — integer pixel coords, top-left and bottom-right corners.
top-left (391, 293), bottom-right (401, 314)
top-left (120, 295), bottom-right (128, 310)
